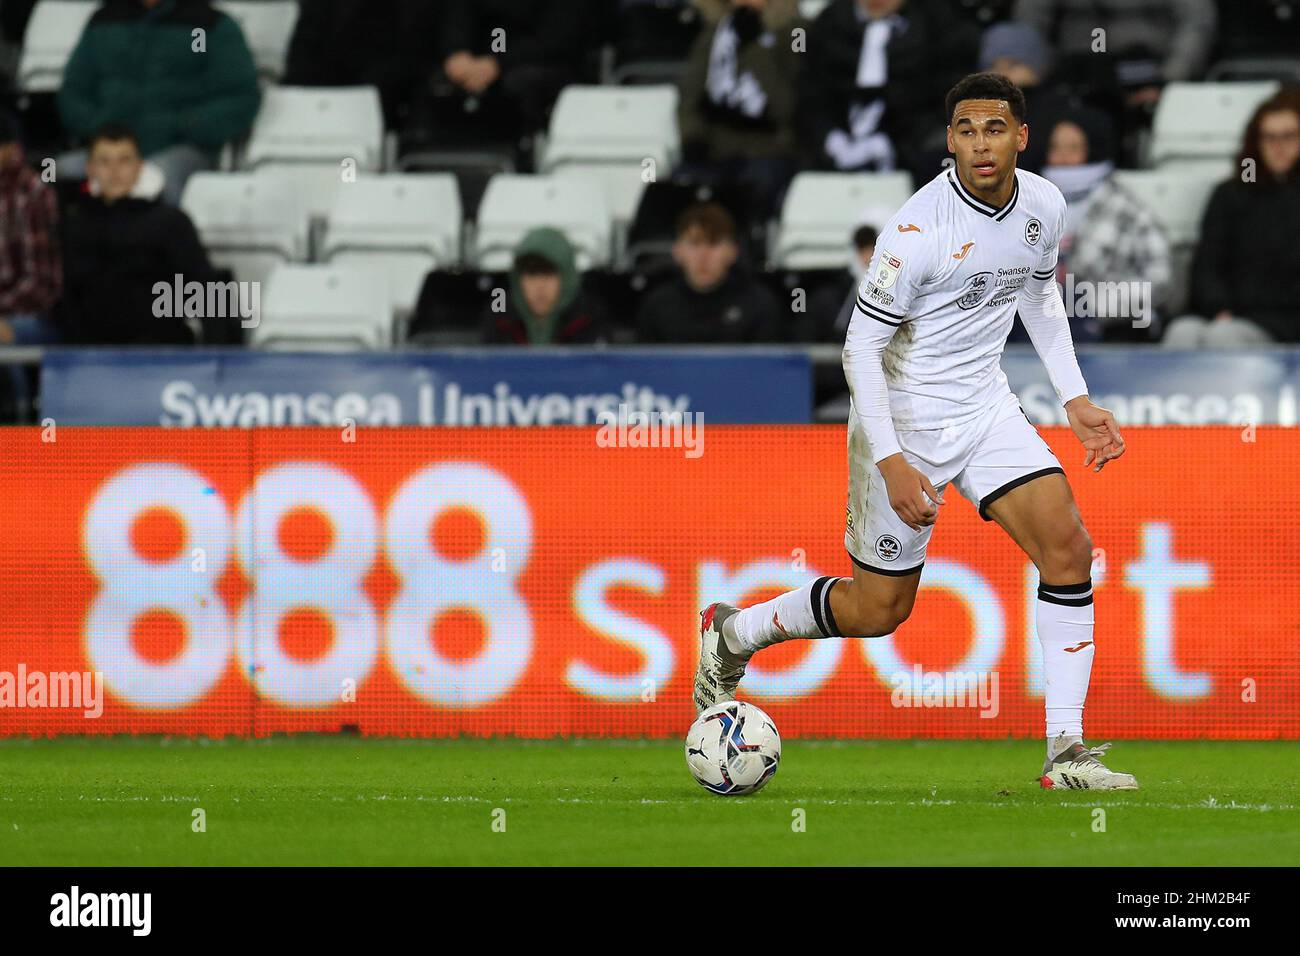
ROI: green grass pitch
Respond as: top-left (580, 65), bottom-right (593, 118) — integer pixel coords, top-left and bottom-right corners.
top-left (1, 737), bottom-right (1297, 866)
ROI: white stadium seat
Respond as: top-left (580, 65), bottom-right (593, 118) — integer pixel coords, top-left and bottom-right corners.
top-left (254, 264), bottom-right (393, 350)
top-left (1113, 168), bottom-right (1225, 315)
top-left (180, 172), bottom-right (308, 291)
top-left (773, 172), bottom-right (914, 269)
top-left (541, 86), bottom-right (680, 224)
top-left (1149, 82), bottom-right (1280, 170)
top-left (321, 174), bottom-right (463, 313)
top-left (17, 0), bottom-right (96, 93)
top-left (214, 0), bottom-right (300, 83)
top-left (243, 86), bottom-right (385, 216)
top-left (1111, 169), bottom-right (1223, 249)
top-left (473, 174), bottom-right (612, 271)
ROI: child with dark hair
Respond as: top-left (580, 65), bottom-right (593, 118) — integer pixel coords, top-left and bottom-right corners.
top-left (482, 227), bottom-right (607, 345)
top-left (636, 201), bottom-right (780, 342)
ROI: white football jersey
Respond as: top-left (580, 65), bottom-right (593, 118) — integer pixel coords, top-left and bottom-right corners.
top-left (851, 167), bottom-right (1067, 432)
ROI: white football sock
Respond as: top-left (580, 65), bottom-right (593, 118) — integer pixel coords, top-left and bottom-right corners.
top-left (728, 576), bottom-right (846, 654)
top-left (1036, 579), bottom-right (1095, 740)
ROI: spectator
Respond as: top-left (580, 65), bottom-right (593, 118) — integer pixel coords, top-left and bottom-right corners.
top-left (676, 0), bottom-right (803, 216)
top-left (0, 113), bottom-right (61, 420)
top-left (1014, 0), bottom-right (1217, 87)
top-left (439, 0), bottom-right (587, 139)
top-left (979, 21), bottom-right (1088, 173)
top-left (791, 223), bottom-right (879, 342)
top-left (284, 0), bottom-right (441, 130)
top-left (58, 124), bottom-right (222, 345)
top-left (57, 0), bottom-right (261, 205)
top-left (1164, 89), bottom-right (1300, 347)
top-left (1013, 0), bottom-right (1217, 162)
top-left (1035, 112), bottom-right (1170, 342)
top-left (798, 0), bottom-right (978, 181)
top-left (637, 202), bottom-right (780, 342)
top-left (482, 227), bottom-right (607, 345)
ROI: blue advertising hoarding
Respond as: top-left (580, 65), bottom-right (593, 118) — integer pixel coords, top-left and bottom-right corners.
top-left (39, 348), bottom-right (814, 426)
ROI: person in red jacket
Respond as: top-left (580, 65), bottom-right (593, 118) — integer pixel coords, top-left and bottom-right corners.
top-left (0, 114), bottom-right (62, 420)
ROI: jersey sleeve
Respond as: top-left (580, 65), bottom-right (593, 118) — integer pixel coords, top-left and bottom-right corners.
top-left (842, 218), bottom-right (938, 464)
top-left (1018, 189), bottom-right (1088, 405)
top-left (853, 222), bottom-right (937, 328)
top-left (1030, 191), bottom-right (1067, 283)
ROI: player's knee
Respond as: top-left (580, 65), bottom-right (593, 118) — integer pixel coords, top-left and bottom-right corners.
top-left (1040, 522), bottom-right (1093, 582)
top-left (844, 588), bottom-right (915, 638)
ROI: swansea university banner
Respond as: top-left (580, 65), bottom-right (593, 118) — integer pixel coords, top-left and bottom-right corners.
top-left (0, 427), bottom-right (1296, 738)
top-left (39, 348), bottom-right (812, 426)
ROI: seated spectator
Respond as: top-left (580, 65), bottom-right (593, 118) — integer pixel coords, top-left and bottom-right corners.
top-left (284, 0), bottom-right (441, 130)
top-left (1013, 0), bottom-right (1217, 163)
top-left (58, 124), bottom-right (223, 345)
top-left (979, 21), bottom-right (1087, 174)
top-left (0, 113), bottom-right (62, 420)
top-left (676, 0), bottom-right (802, 216)
top-left (1164, 89), bottom-right (1300, 348)
top-left (482, 227), bottom-right (607, 345)
top-left (798, 0), bottom-right (977, 181)
top-left (57, 0), bottom-right (261, 205)
top-left (1036, 113), bottom-right (1170, 342)
top-left (790, 223), bottom-right (878, 342)
top-left (637, 202), bottom-right (779, 342)
top-left (437, 0), bottom-right (587, 143)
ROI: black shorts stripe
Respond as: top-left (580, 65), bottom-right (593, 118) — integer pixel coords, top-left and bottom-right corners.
top-left (1037, 591), bottom-right (1094, 607)
top-left (1039, 580), bottom-right (1093, 595)
top-left (848, 550), bottom-right (924, 577)
top-left (977, 466), bottom-right (1066, 521)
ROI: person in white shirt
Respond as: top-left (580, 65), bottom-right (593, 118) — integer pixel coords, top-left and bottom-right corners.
top-left (694, 72), bottom-right (1137, 791)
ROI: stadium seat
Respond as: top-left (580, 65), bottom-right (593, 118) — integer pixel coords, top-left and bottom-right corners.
top-left (1149, 82), bottom-right (1280, 170)
top-left (623, 180), bottom-right (764, 273)
top-left (610, 0), bottom-right (702, 85)
top-left (180, 172), bottom-right (309, 290)
top-left (408, 270), bottom-right (503, 346)
top-left (243, 86), bottom-right (386, 217)
top-left (254, 264), bottom-right (393, 350)
top-left (473, 174), bottom-right (612, 271)
top-left (321, 174), bottom-right (463, 314)
top-left (16, 0), bottom-right (96, 93)
top-left (540, 85), bottom-right (680, 223)
top-left (772, 172), bottom-right (913, 270)
top-left (1113, 168), bottom-right (1225, 315)
top-left (213, 0), bottom-right (299, 83)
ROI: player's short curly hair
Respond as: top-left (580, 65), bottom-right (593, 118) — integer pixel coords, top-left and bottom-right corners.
top-left (945, 72), bottom-right (1027, 126)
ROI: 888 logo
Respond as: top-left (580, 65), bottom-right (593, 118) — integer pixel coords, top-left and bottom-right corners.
top-left (83, 461), bottom-right (533, 711)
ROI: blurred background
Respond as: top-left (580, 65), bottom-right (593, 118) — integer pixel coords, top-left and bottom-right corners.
top-left (0, 0), bottom-right (1296, 425)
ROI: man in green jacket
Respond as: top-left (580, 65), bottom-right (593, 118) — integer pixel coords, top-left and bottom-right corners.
top-left (57, 0), bottom-right (261, 205)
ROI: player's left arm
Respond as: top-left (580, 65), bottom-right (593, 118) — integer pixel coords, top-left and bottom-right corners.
top-left (1017, 196), bottom-right (1125, 473)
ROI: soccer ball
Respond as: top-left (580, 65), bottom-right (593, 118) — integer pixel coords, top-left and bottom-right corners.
top-left (685, 701), bottom-right (781, 796)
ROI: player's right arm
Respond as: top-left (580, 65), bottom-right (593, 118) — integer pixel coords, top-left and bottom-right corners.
top-left (842, 225), bottom-right (943, 531)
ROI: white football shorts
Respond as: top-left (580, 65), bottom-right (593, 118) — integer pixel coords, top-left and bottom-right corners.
top-left (845, 389), bottom-right (1064, 575)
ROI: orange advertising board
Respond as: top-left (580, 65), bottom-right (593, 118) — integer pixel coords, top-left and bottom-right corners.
top-left (0, 426), bottom-right (1295, 738)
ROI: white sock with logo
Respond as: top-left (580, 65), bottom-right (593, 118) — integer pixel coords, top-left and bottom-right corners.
top-left (1036, 579), bottom-right (1095, 741)
top-left (727, 576), bottom-right (845, 654)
